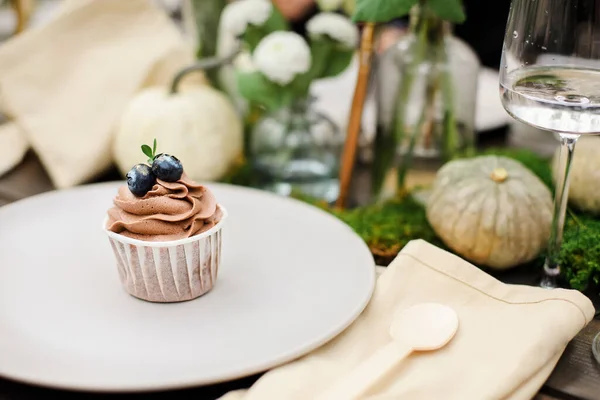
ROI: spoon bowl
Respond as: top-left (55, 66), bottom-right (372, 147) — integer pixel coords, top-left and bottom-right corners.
top-left (390, 302), bottom-right (459, 351)
top-left (318, 302), bottom-right (459, 400)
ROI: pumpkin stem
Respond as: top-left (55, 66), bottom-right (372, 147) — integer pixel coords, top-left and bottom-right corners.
top-left (170, 47), bottom-right (241, 94)
top-left (490, 167), bottom-right (508, 183)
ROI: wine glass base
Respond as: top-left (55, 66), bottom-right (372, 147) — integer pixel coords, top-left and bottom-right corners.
top-left (592, 332), bottom-right (600, 364)
top-left (539, 276), bottom-right (557, 289)
top-left (540, 263), bottom-right (560, 289)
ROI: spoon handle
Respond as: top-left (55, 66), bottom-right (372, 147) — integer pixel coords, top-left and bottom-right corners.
top-left (317, 341), bottom-right (412, 400)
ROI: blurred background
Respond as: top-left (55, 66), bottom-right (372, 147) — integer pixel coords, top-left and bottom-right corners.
top-left (0, 0), bottom-right (556, 207)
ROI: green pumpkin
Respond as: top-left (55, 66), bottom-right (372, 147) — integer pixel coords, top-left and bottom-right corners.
top-left (426, 155), bottom-right (553, 270)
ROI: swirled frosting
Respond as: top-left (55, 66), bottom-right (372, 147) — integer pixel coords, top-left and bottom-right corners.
top-left (106, 174), bottom-right (222, 242)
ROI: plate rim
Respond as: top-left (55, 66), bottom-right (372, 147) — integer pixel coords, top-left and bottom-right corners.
top-left (0, 182), bottom-right (376, 392)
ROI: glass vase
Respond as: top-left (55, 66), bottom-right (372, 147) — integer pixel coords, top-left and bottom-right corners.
top-left (250, 98), bottom-right (343, 203)
top-left (373, 5), bottom-right (480, 200)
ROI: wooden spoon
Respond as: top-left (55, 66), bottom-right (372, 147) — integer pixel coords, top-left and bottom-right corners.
top-left (318, 303), bottom-right (459, 400)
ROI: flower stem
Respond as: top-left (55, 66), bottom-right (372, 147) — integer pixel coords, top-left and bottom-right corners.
top-left (394, 6), bottom-right (434, 190)
top-left (397, 67), bottom-right (439, 189)
top-left (371, 15), bottom-right (426, 198)
top-left (439, 45), bottom-right (465, 159)
top-left (379, 4), bottom-right (462, 195)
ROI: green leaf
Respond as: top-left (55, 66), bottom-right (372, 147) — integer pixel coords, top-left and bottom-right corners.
top-left (141, 145), bottom-right (153, 160)
top-left (289, 39), bottom-right (332, 95)
top-left (288, 72), bottom-right (314, 99)
top-left (236, 71), bottom-right (282, 111)
top-left (428, 0), bottom-right (465, 23)
top-left (291, 38), bottom-right (352, 92)
top-left (342, 0), bottom-right (356, 15)
top-left (152, 138), bottom-right (157, 156)
top-left (352, 0), bottom-right (418, 23)
top-left (309, 39), bottom-right (332, 78)
top-left (279, 91), bottom-right (296, 109)
top-left (242, 6), bottom-right (289, 53)
top-left (264, 4), bottom-right (289, 32)
top-left (243, 26), bottom-right (266, 53)
top-left (321, 49), bottom-right (354, 78)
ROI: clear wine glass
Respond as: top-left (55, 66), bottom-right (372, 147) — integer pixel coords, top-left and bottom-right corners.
top-left (499, 0), bottom-right (600, 289)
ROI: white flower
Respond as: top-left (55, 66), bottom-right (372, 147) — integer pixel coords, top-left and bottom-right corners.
top-left (253, 32), bottom-right (311, 85)
top-left (316, 0), bottom-right (344, 11)
top-left (306, 12), bottom-right (359, 49)
top-left (234, 51), bottom-right (257, 73)
top-left (221, 0), bottom-right (273, 37)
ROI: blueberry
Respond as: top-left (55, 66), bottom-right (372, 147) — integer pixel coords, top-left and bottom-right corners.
top-left (152, 154), bottom-right (183, 182)
top-left (127, 164), bottom-right (156, 197)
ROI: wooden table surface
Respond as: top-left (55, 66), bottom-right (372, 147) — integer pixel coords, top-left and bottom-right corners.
top-left (1, 146), bottom-right (599, 400)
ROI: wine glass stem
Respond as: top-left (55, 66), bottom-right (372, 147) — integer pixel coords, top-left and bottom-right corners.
top-left (541, 133), bottom-right (579, 289)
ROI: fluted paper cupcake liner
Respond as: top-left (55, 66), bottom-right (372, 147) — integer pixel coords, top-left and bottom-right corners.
top-left (104, 207), bottom-right (227, 303)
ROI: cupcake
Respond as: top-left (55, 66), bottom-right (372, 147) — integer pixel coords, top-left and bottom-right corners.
top-left (104, 140), bottom-right (227, 303)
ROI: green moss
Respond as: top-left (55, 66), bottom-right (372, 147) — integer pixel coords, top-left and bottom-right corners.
top-left (330, 195), bottom-right (446, 265)
top-left (221, 148), bottom-right (600, 292)
top-left (559, 213), bottom-right (600, 291)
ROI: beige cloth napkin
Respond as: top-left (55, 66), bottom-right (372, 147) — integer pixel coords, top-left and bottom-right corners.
top-left (221, 239), bottom-right (595, 400)
top-left (0, 121), bottom-right (28, 177)
top-left (0, 0), bottom-right (204, 187)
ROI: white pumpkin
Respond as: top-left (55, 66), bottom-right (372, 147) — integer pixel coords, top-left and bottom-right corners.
top-left (113, 84), bottom-right (243, 181)
top-left (426, 155), bottom-right (553, 270)
top-left (552, 136), bottom-right (600, 214)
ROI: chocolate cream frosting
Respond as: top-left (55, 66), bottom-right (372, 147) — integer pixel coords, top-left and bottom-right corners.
top-left (106, 174), bottom-right (222, 242)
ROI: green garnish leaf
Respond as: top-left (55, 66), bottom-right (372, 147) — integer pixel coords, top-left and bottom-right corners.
top-left (141, 138), bottom-right (159, 163)
top-left (141, 144), bottom-right (153, 160)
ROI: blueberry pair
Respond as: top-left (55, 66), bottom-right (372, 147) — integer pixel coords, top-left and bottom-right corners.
top-left (127, 140), bottom-right (183, 197)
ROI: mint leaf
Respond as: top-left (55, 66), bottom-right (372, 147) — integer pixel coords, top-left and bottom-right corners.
top-left (353, 0), bottom-right (418, 23)
top-left (141, 145), bottom-right (153, 160)
top-left (152, 138), bottom-right (157, 156)
top-left (428, 0), bottom-right (465, 23)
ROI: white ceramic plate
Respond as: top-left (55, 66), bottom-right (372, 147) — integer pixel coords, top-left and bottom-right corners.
top-left (0, 182), bottom-right (375, 392)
